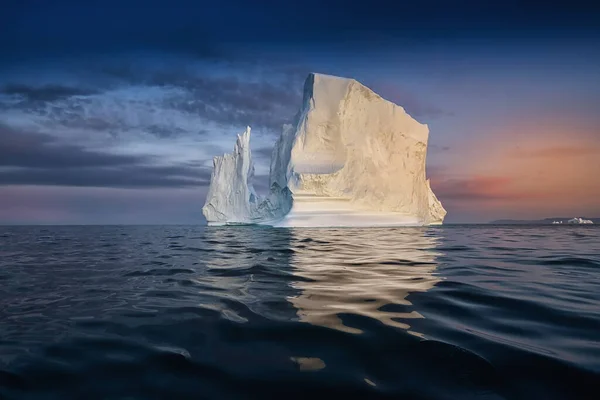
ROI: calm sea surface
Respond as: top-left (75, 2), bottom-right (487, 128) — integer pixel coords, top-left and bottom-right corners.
top-left (1, 225), bottom-right (599, 399)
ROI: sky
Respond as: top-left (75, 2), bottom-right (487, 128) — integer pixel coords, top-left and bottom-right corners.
top-left (1, 0), bottom-right (599, 224)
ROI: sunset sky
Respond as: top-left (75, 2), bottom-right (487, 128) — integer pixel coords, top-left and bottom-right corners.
top-left (1, 0), bottom-right (599, 224)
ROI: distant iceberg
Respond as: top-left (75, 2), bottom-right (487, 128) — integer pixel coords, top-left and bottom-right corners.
top-left (567, 217), bottom-right (594, 224)
top-left (202, 73), bottom-right (446, 227)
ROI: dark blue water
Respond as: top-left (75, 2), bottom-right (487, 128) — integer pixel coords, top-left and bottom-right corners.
top-left (1, 225), bottom-right (599, 399)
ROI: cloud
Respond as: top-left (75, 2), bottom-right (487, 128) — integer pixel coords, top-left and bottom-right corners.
top-left (0, 60), bottom-right (308, 141)
top-left (510, 145), bottom-right (600, 158)
top-left (94, 60), bottom-right (307, 132)
top-left (0, 58), bottom-right (308, 191)
top-left (0, 124), bottom-right (210, 188)
top-left (155, 72), bottom-right (305, 132)
top-left (146, 124), bottom-right (194, 138)
top-left (1, 84), bottom-right (96, 103)
top-left (427, 174), bottom-right (551, 223)
top-left (0, 124), bottom-right (140, 169)
top-left (0, 186), bottom-right (206, 224)
top-left (431, 175), bottom-right (542, 201)
top-left (429, 144), bottom-right (451, 152)
top-left (0, 166), bottom-right (207, 188)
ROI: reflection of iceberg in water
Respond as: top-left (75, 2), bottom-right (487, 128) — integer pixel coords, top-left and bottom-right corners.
top-left (286, 228), bottom-right (442, 336)
top-left (201, 226), bottom-right (442, 337)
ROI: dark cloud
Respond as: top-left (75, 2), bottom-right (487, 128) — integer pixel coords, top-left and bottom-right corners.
top-left (0, 62), bottom-right (306, 194)
top-left (0, 124), bottom-right (140, 169)
top-left (0, 124), bottom-right (210, 188)
top-left (404, 103), bottom-right (450, 119)
top-left (0, 86), bottom-right (125, 136)
top-left (0, 165), bottom-right (207, 188)
top-left (153, 71), bottom-right (306, 132)
top-left (1, 95), bottom-right (190, 140)
top-left (94, 60), bottom-right (308, 131)
top-left (59, 117), bottom-right (122, 133)
top-left (146, 125), bottom-right (192, 138)
top-left (429, 145), bottom-right (451, 152)
top-left (1, 61), bottom-right (308, 135)
top-left (1, 84), bottom-right (96, 103)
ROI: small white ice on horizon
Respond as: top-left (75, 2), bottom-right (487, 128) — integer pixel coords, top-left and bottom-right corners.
top-left (567, 217), bottom-right (594, 224)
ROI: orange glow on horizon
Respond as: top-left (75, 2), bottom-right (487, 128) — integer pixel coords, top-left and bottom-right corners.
top-left (429, 117), bottom-right (600, 220)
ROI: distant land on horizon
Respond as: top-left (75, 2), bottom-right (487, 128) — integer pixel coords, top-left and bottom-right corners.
top-left (489, 218), bottom-right (599, 225)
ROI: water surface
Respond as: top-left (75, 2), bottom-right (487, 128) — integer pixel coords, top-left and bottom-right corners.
top-left (1, 225), bottom-right (599, 399)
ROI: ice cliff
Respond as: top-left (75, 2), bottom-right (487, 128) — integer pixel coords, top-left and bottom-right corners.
top-left (202, 73), bottom-right (447, 226)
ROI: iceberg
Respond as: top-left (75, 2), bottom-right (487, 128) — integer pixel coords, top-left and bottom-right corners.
top-left (202, 73), bottom-right (447, 227)
top-left (567, 217), bottom-right (594, 224)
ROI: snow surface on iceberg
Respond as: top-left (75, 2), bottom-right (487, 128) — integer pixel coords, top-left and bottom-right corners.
top-left (202, 73), bottom-right (447, 226)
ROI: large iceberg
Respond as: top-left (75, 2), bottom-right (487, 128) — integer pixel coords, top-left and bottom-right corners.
top-left (202, 73), bottom-right (446, 227)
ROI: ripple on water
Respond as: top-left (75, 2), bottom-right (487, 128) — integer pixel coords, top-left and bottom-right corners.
top-left (124, 268), bottom-right (196, 277)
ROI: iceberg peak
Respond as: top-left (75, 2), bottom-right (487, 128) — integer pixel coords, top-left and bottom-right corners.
top-left (202, 126), bottom-right (258, 224)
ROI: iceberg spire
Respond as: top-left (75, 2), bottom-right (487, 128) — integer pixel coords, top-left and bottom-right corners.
top-left (202, 126), bottom-right (257, 224)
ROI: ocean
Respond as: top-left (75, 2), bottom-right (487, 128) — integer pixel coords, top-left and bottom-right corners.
top-left (1, 225), bottom-right (599, 399)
